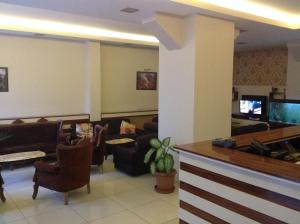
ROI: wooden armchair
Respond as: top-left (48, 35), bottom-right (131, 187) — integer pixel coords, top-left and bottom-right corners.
top-left (32, 139), bottom-right (92, 205)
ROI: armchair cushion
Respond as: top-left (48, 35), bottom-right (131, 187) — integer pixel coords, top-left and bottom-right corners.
top-left (33, 141), bottom-right (92, 193)
top-left (34, 161), bottom-right (60, 174)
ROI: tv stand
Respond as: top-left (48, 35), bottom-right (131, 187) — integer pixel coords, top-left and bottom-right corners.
top-left (248, 116), bottom-right (261, 121)
top-left (232, 113), bottom-right (266, 122)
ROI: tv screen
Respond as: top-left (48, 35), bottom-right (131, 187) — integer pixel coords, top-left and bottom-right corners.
top-left (240, 100), bottom-right (262, 115)
top-left (269, 100), bottom-right (300, 125)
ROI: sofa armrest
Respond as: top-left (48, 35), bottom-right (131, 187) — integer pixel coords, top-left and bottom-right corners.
top-left (34, 161), bottom-right (60, 174)
top-left (115, 145), bottom-right (137, 153)
top-left (135, 128), bottom-right (144, 135)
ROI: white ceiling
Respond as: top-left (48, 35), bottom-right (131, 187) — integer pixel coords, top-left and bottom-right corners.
top-left (1, 0), bottom-right (300, 50)
top-left (253, 0), bottom-right (300, 14)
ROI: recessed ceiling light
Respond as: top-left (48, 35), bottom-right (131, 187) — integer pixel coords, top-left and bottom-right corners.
top-left (171, 0), bottom-right (300, 29)
top-left (120, 7), bottom-right (139, 13)
top-left (0, 14), bottom-right (158, 45)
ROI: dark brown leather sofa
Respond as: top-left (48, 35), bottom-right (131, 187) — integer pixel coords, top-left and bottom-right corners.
top-left (143, 116), bottom-right (158, 134)
top-left (113, 133), bottom-right (157, 176)
top-left (93, 117), bottom-right (143, 158)
top-left (0, 121), bottom-right (60, 156)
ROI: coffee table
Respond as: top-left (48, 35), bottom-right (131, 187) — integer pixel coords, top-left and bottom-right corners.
top-left (105, 138), bottom-right (135, 145)
top-left (105, 138), bottom-right (135, 160)
top-left (0, 150), bottom-right (46, 202)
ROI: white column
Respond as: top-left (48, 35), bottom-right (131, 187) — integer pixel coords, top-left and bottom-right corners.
top-left (146, 14), bottom-right (235, 144)
top-left (84, 41), bottom-right (101, 121)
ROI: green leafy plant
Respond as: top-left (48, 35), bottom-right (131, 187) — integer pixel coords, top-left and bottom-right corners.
top-left (144, 137), bottom-right (178, 175)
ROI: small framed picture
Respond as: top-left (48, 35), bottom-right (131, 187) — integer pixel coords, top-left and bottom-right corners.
top-left (136, 71), bottom-right (157, 90)
top-left (0, 67), bottom-right (8, 92)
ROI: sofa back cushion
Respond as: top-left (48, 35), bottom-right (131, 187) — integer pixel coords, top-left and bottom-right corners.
top-left (0, 121), bottom-right (60, 149)
top-left (136, 133), bottom-right (158, 153)
top-left (95, 117), bottom-right (130, 136)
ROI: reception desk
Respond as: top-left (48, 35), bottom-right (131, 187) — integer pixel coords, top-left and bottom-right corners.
top-left (176, 126), bottom-right (300, 224)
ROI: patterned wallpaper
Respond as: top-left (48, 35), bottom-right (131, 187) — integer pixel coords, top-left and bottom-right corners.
top-left (233, 48), bottom-right (288, 86)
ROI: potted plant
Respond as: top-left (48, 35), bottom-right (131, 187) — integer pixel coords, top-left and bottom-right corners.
top-left (144, 137), bottom-right (178, 194)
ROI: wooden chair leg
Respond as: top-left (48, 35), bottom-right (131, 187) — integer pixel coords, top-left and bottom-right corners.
top-left (64, 192), bottom-right (69, 205)
top-left (0, 185), bottom-right (5, 202)
top-left (32, 184), bottom-right (39, 200)
top-left (87, 182), bottom-right (91, 194)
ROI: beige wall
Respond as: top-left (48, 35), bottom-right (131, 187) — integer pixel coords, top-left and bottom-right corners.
top-left (232, 47), bottom-right (288, 113)
top-left (0, 35), bottom-right (158, 121)
top-left (0, 35), bottom-right (92, 118)
top-left (233, 48), bottom-right (287, 86)
top-left (287, 45), bottom-right (300, 99)
top-left (101, 44), bottom-right (159, 113)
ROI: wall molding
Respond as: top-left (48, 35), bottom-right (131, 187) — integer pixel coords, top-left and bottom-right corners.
top-left (101, 110), bottom-right (158, 118)
top-left (0, 113), bottom-right (90, 125)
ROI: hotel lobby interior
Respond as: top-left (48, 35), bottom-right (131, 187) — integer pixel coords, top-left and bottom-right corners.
top-left (0, 0), bottom-right (300, 224)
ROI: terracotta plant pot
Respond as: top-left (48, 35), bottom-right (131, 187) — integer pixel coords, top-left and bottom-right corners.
top-left (154, 170), bottom-right (176, 194)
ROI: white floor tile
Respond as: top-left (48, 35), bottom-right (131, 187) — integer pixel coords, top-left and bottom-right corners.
top-left (130, 200), bottom-right (178, 224)
top-left (89, 210), bottom-right (148, 224)
top-left (110, 187), bottom-right (157, 209)
top-left (26, 206), bottom-right (86, 224)
top-left (162, 218), bottom-right (179, 224)
top-left (0, 200), bottom-right (25, 224)
top-left (64, 186), bottom-right (105, 205)
top-left (16, 197), bottom-right (62, 217)
top-left (4, 218), bottom-right (29, 224)
top-left (70, 197), bottom-right (125, 222)
top-left (6, 186), bottom-right (60, 206)
top-left (122, 174), bottom-right (154, 188)
top-left (1, 160), bottom-right (179, 224)
top-left (92, 178), bottom-right (138, 197)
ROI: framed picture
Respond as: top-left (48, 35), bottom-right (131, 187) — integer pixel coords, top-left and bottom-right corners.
top-left (136, 71), bottom-right (157, 90)
top-left (0, 67), bottom-right (8, 92)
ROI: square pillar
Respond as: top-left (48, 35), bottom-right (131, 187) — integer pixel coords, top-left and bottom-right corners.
top-left (158, 15), bottom-right (235, 144)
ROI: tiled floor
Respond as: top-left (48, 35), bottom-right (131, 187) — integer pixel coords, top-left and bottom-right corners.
top-left (0, 159), bottom-right (179, 224)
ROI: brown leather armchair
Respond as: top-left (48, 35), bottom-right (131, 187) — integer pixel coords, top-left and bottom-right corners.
top-left (32, 139), bottom-right (92, 205)
top-left (92, 124), bottom-right (108, 171)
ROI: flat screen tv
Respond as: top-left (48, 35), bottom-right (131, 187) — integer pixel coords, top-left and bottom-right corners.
top-left (239, 95), bottom-right (267, 117)
top-left (240, 100), bottom-right (262, 115)
top-left (269, 99), bottom-right (300, 125)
